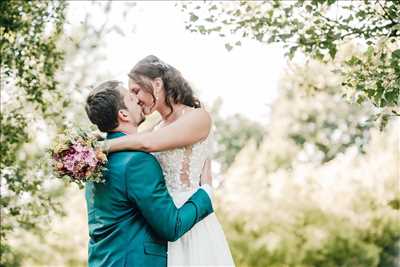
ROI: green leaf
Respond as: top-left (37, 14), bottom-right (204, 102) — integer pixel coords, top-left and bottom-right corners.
top-left (267, 35), bottom-right (275, 43)
top-left (305, 5), bottom-right (313, 13)
top-left (209, 5), bottom-right (217, 11)
top-left (392, 49), bottom-right (400, 59)
top-left (225, 43), bottom-right (233, 51)
top-left (190, 13), bottom-right (199, 22)
top-left (288, 46), bottom-right (298, 59)
top-left (329, 45), bottom-right (337, 59)
top-left (366, 46), bottom-right (374, 59)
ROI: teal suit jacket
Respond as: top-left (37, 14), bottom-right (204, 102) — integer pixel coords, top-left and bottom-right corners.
top-left (85, 132), bottom-right (213, 267)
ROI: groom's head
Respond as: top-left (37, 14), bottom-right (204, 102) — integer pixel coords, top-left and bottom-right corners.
top-left (85, 80), bottom-right (145, 132)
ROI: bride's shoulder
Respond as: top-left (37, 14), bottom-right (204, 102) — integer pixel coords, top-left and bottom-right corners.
top-left (182, 107), bottom-right (212, 128)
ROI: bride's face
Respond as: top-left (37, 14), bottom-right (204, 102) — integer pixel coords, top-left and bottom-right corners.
top-left (128, 78), bottom-right (156, 115)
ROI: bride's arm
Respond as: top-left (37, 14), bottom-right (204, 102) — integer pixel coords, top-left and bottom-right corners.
top-left (107, 108), bottom-right (211, 153)
top-left (140, 119), bottom-right (162, 133)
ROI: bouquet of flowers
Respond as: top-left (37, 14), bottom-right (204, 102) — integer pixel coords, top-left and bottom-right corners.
top-left (50, 129), bottom-right (107, 188)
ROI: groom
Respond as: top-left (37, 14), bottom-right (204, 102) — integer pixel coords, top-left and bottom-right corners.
top-left (84, 80), bottom-right (214, 267)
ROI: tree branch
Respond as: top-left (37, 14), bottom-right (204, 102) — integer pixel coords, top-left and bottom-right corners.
top-left (320, 14), bottom-right (361, 35)
top-left (376, 0), bottom-right (397, 25)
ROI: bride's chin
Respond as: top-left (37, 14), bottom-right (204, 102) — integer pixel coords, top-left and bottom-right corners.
top-left (143, 107), bottom-right (153, 115)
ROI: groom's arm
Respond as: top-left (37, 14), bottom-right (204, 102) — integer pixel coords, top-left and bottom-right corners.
top-left (125, 152), bottom-right (213, 241)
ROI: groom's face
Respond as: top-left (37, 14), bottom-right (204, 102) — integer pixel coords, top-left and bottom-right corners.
top-left (121, 88), bottom-right (145, 126)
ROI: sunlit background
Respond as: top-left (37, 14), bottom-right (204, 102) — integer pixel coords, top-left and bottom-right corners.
top-left (67, 1), bottom-right (286, 121)
top-left (1, 1), bottom-right (399, 267)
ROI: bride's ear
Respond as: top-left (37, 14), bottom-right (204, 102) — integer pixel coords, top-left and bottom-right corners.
top-left (153, 78), bottom-right (163, 100)
top-left (153, 78), bottom-right (163, 91)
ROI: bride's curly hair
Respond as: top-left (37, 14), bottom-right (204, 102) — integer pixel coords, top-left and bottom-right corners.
top-left (128, 55), bottom-right (201, 117)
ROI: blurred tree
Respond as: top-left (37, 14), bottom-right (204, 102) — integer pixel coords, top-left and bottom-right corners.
top-left (212, 42), bottom-right (399, 266)
top-left (210, 97), bottom-right (265, 172)
top-left (0, 1), bottom-right (67, 265)
top-left (1, 1), bottom-right (137, 266)
top-left (182, 0), bottom-right (400, 123)
top-left (226, 52), bottom-right (376, 176)
top-left (217, 103), bottom-right (399, 267)
top-left (275, 58), bottom-right (375, 164)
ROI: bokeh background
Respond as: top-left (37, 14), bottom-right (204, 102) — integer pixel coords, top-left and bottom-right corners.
top-left (1, 1), bottom-right (399, 266)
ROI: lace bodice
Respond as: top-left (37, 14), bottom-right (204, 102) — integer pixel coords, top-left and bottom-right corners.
top-left (153, 129), bottom-right (214, 194)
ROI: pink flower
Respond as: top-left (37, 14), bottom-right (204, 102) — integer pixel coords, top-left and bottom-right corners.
top-left (51, 129), bottom-right (107, 185)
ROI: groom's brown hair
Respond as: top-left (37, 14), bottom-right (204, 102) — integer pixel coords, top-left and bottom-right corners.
top-left (85, 80), bottom-right (127, 132)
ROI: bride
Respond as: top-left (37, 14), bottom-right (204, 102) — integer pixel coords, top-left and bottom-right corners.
top-left (104, 55), bottom-right (235, 266)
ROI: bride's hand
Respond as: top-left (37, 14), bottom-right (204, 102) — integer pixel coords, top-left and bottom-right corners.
top-left (97, 140), bottom-right (110, 153)
top-left (200, 159), bottom-right (212, 186)
top-left (90, 130), bottom-right (106, 141)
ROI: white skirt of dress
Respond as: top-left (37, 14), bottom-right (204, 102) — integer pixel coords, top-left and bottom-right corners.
top-left (168, 190), bottom-right (235, 267)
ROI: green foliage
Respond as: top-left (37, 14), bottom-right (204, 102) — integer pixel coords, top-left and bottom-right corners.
top-left (277, 59), bottom-right (376, 163)
top-left (0, 112), bottom-right (28, 166)
top-left (341, 42), bottom-right (400, 109)
top-left (1, 0), bottom-right (66, 109)
top-left (8, 187), bottom-right (88, 267)
top-left (211, 43), bottom-right (399, 266)
top-left (0, 1), bottom-right (67, 265)
top-left (211, 98), bottom-right (265, 172)
top-left (0, 2), bottom-right (138, 265)
top-left (286, 94), bottom-right (373, 163)
top-left (182, 0), bottom-right (400, 118)
top-left (218, 119), bottom-right (399, 267)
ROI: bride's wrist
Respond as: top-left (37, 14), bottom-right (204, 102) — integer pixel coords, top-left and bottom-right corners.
top-left (99, 140), bottom-right (110, 154)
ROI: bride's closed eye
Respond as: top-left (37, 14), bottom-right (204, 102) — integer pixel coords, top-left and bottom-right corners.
top-left (130, 87), bottom-right (140, 94)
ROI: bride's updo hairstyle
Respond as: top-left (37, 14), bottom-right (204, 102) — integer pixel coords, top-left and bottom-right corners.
top-left (128, 55), bottom-right (201, 116)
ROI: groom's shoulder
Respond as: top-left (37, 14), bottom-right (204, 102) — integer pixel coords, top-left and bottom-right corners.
top-left (111, 151), bottom-right (158, 166)
top-left (128, 151), bottom-right (159, 165)
top-left (123, 152), bottom-right (161, 178)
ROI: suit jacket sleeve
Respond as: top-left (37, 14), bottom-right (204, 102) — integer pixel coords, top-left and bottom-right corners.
top-left (125, 152), bottom-right (213, 241)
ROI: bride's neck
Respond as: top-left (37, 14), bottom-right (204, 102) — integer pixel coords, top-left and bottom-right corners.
top-left (158, 103), bottom-right (185, 123)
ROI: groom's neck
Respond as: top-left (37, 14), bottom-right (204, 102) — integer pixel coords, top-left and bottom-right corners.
top-left (114, 124), bottom-right (137, 135)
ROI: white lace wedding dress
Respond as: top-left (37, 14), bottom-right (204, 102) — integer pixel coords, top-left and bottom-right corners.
top-left (153, 129), bottom-right (235, 267)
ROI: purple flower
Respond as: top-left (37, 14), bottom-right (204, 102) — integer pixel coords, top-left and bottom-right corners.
top-left (51, 130), bottom-right (107, 185)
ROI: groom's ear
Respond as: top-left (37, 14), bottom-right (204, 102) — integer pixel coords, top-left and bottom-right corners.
top-left (117, 109), bottom-right (130, 122)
